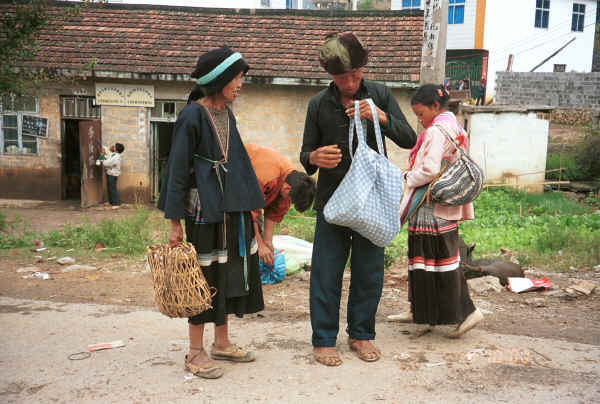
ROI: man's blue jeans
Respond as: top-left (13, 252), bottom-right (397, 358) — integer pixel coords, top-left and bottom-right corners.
top-left (310, 210), bottom-right (384, 347)
top-left (106, 174), bottom-right (120, 206)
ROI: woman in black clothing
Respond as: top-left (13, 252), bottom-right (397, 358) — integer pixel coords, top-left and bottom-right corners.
top-left (158, 46), bottom-right (265, 379)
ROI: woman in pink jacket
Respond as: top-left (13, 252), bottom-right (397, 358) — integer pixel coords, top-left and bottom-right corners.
top-left (395, 84), bottom-right (483, 338)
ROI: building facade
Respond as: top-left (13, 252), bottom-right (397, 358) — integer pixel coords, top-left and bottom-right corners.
top-left (393, 0), bottom-right (598, 100)
top-left (0, 3), bottom-right (423, 204)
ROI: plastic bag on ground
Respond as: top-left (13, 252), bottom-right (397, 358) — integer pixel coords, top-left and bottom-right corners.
top-left (272, 235), bottom-right (313, 276)
top-left (259, 249), bottom-right (286, 284)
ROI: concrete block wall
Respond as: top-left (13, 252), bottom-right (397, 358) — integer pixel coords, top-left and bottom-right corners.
top-left (495, 72), bottom-right (600, 110)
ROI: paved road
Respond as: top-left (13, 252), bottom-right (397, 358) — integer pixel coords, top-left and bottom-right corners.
top-left (1, 296), bottom-right (599, 403)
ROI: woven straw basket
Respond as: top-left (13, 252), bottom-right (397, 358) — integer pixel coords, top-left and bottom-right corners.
top-left (146, 242), bottom-right (215, 318)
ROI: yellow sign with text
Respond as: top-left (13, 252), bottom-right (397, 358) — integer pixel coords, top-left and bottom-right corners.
top-left (95, 84), bottom-right (155, 107)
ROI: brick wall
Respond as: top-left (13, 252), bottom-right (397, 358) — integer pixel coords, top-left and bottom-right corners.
top-left (495, 72), bottom-right (600, 110)
top-left (0, 89), bottom-right (63, 200)
top-left (1, 80), bottom-right (416, 202)
top-left (101, 105), bottom-right (151, 202)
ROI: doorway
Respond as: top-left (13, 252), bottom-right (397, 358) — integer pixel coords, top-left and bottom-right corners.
top-left (152, 121), bottom-right (174, 200)
top-left (62, 119), bottom-right (81, 200)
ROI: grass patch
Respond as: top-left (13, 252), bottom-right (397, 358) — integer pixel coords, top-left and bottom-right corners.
top-left (3, 190), bottom-right (598, 270)
top-left (277, 187), bottom-right (599, 270)
top-left (460, 188), bottom-right (599, 269)
top-left (0, 210), bottom-right (37, 249)
top-left (1, 206), bottom-right (170, 257)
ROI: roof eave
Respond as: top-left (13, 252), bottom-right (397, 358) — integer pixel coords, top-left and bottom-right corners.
top-left (56, 69), bottom-right (418, 88)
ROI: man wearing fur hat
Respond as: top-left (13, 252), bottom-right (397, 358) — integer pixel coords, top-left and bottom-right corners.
top-left (300, 32), bottom-right (416, 366)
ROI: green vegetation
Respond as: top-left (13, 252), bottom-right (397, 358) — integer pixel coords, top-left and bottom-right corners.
top-left (279, 188), bottom-right (600, 270)
top-left (546, 129), bottom-right (600, 182)
top-left (0, 207), bottom-right (168, 256)
top-left (546, 154), bottom-right (585, 181)
top-left (460, 188), bottom-right (599, 269)
top-left (2, 188), bottom-right (598, 270)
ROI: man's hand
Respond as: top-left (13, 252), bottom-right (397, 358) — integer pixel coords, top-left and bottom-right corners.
top-left (345, 100), bottom-right (388, 127)
top-left (258, 240), bottom-right (274, 267)
top-left (168, 219), bottom-right (184, 248)
top-left (309, 145), bottom-right (342, 169)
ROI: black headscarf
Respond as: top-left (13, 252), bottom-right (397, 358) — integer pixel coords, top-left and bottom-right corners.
top-left (188, 46), bottom-right (250, 103)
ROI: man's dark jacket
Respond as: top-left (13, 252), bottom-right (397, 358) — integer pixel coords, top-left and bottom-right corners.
top-left (300, 80), bottom-right (417, 210)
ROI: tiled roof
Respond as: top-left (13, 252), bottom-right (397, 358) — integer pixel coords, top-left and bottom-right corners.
top-left (4, 2), bottom-right (423, 84)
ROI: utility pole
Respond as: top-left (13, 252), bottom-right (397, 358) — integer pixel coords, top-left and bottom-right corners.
top-left (419, 0), bottom-right (449, 85)
top-left (593, 0), bottom-right (600, 72)
top-left (530, 37), bottom-right (576, 72)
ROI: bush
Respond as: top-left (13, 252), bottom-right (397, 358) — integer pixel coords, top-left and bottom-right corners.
top-left (575, 130), bottom-right (600, 181)
top-left (0, 211), bottom-right (37, 249)
top-left (545, 153), bottom-right (585, 181)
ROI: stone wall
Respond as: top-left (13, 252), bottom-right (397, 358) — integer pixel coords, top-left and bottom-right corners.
top-left (495, 72), bottom-right (600, 110)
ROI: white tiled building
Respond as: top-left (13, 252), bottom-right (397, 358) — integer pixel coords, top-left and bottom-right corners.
top-left (392, 0), bottom-right (598, 98)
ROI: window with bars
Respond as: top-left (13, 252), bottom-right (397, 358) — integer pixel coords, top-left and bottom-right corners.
top-left (402, 0), bottom-right (420, 8)
top-left (571, 3), bottom-right (585, 32)
top-left (0, 94), bottom-right (39, 155)
top-left (448, 0), bottom-right (465, 24)
top-left (150, 100), bottom-right (187, 121)
top-left (61, 96), bottom-right (100, 119)
top-left (535, 0), bottom-right (550, 28)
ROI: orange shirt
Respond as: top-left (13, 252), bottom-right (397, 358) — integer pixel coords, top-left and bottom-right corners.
top-left (245, 143), bottom-right (296, 223)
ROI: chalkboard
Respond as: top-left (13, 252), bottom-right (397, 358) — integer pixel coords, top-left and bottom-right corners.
top-left (22, 115), bottom-right (48, 138)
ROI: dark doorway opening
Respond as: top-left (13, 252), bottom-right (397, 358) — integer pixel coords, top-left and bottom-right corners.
top-left (152, 121), bottom-right (174, 199)
top-left (63, 119), bottom-right (81, 200)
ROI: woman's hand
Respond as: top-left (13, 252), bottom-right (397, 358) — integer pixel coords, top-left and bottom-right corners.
top-left (345, 100), bottom-right (388, 127)
top-left (168, 219), bottom-right (184, 248)
top-left (258, 239), bottom-right (274, 267)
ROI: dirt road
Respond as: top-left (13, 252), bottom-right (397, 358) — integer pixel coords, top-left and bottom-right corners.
top-left (1, 202), bottom-right (600, 402)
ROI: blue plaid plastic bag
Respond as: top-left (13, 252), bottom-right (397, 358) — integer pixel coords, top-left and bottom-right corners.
top-left (323, 99), bottom-right (404, 247)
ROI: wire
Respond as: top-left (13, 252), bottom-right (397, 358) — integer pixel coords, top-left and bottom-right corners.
top-left (486, 21), bottom-right (596, 67)
top-left (489, 7), bottom-right (597, 56)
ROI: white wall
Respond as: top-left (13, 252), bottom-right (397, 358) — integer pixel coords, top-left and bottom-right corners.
top-left (467, 111), bottom-right (549, 192)
top-left (484, 0), bottom-right (597, 97)
top-left (446, 0), bottom-right (477, 50)
top-left (390, 0), bottom-right (477, 49)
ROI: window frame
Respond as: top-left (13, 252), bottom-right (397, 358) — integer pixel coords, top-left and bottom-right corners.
top-left (402, 0), bottom-right (421, 9)
top-left (150, 100), bottom-right (187, 123)
top-left (571, 3), bottom-right (585, 32)
top-left (448, 0), bottom-right (465, 25)
top-left (0, 95), bottom-right (40, 156)
top-left (534, 0), bottom-right (550, 29)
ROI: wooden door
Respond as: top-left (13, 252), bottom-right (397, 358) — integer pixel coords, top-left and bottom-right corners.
top-left (79, 120), bottom-right (103, 207)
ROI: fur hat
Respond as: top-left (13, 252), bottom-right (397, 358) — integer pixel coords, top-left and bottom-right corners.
top-left (191, 46), bottom-right (249, 97)
top-left (319, 32), bottom-right (369, 75)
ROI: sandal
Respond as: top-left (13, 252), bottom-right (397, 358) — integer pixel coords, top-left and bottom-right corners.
top-left (184, 347), bottom-right (224, 379)
top-left (313, 348), bottom-right (343, 367)
top-left (210, 344), bottom-right (255, 362)
top-left (348, 339), bottom-right (381, 362)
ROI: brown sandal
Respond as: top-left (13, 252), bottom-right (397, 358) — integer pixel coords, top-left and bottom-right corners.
top-left (185, 347), bottom-right (224, 379)
top-left (314, 348), bottom-right (343, 367)
top-left (348, 339), bottom-right (381, 362)
top-left (210, 344), bottom-right (255, 362)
